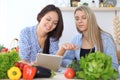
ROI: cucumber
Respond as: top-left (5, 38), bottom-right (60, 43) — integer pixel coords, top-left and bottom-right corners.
top-left (34, 66), bottom-right (52, 78)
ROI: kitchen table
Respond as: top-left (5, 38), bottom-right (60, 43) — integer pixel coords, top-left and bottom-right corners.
top-left (30, 72), bottom-right (120, 80)
top-left (2, 72), bottom-right (120, 80)
top-left (35, 72), bottom-right (69, 80)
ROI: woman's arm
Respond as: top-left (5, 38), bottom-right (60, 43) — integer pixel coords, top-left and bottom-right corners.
top-left (19, 27), bottom-right (31, 63)
top-left (103, 34), bottom-right (119, 70)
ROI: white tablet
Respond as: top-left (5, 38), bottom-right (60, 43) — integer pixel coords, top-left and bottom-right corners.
top-left (35, 53), bottom-right (63, 71)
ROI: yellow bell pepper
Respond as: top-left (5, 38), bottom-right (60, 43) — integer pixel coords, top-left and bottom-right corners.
top-left (7, 66), bottom-right (22, 80)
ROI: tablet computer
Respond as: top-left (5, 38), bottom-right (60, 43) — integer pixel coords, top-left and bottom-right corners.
top-left (35, 53), bottom-right (63, 71)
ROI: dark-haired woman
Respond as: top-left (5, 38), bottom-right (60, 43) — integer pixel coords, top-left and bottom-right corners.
top-left (19, 4), bottom-right (64, 64)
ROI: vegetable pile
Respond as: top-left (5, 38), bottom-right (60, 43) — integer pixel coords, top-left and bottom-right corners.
top-left (10, 62), bottom-right (55, 80)
top-left (0, 44), bottom-right (56, 79)
top-left (68, 51), bottom-right (119, 80)
top-left (0, 45), bottom-right (55, 79)
top-left (0, 49), bottom-right (20, 79)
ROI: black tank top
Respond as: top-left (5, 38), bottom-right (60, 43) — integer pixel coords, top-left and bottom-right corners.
top-left (80, 48), bottom-right (95, 58)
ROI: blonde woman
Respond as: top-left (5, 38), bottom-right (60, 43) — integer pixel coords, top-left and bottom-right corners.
top-left (57, 5), bottom-right (119, 71)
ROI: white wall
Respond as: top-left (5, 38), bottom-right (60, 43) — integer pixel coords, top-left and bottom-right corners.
top-left (0, 0), bottom-right (120, 48)
top-left (60, 10), bottom-right (120, 44)
top-left (0, 0), bottom-right (47, 47)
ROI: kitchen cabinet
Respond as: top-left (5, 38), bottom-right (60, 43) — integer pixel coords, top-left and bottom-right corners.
top-left (60, 7), bottom-right (120, 11)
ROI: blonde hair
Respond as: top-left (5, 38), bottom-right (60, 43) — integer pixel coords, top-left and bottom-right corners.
top-left (74, 5), bottom-right (103, 52)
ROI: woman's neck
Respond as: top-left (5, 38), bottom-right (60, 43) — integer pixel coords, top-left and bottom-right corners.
top-left (36, 25), bottom-right (48, 48)
top-left (82, 35), bottom-right (94, 49)
top-left (36, 25), bottom-right (47, 38)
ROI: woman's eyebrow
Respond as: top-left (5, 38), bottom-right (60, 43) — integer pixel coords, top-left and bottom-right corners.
top-left (48, 16), bottom-right (58, 22)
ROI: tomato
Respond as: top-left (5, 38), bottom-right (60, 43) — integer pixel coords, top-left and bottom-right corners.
top-left (1, 48), bottom-right (8, 53)
top-left (14, 62), bottom-right (20, 67)
top-left (64, 68), bottom-right (75, 79)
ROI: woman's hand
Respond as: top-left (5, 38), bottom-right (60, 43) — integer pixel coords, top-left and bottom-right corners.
top-left (56, 43), bottom-right (78, 56)
top-left (31, 61), bottom-right (39, 66)
top-left (19, 60), bottom-right (39, 66)
top-left (61, 43), bottom-right (78, 50)
top-left (19, 60), bottom-right (31, 65)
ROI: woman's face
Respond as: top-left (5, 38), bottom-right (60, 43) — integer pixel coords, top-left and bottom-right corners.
top-left (74, 10), bottom-right (88, 32)
top-left (39, 11), bottom-right (58, 33)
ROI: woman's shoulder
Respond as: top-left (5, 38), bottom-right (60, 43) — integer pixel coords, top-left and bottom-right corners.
top-left (72, 33), bottom-right (82, 39)
top-left (101, 31), bottom-right (114, 40)
top-left (49, 37), bottom-right (59, 42)
top-left (21, 25), bottom-right (36, 32)
top-left (20, 25), bottom-right (37, 34)
top-left (71, 33), bottom-right (82, 44)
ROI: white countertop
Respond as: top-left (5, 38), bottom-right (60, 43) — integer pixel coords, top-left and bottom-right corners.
top-left (38, 72), bottom-right (68, 80)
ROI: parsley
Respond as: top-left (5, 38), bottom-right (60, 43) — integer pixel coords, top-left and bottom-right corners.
top-left (0, 50), bottom-right (20, 79)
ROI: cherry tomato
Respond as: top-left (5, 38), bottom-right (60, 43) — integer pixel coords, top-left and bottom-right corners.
top-left (64, 68), bottom-right (75, 79)
top-left (14, 62), bottom-right (20, 67)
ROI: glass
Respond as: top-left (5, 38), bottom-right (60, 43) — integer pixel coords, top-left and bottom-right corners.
top-left (70, 0), bottom-right (79, 7)
top-left (104, 0), bottom-right (117, 7)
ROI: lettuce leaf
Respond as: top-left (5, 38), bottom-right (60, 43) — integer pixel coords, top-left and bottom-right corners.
top-left (69, 51), bottom-right (119, 80)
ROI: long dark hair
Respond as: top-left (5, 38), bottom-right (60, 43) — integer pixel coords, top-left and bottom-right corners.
top-left (37, 4), bottom-right (64, 54)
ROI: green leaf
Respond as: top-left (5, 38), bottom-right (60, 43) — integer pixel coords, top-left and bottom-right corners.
top-left (68, 51), bottom-right (119, 79)
top-left (0, 52), bottom-right (20, 79)
top-left (76, 71), bottom-right (84, 79)
top-left (0, 44), bottom-right (5, 52)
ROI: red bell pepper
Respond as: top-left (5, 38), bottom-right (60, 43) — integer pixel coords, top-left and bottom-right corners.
top-left (23, 64), bottom-right (37, 80)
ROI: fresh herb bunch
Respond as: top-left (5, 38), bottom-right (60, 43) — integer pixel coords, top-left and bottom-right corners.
top-left (0, 50), bottom-right (20, 79)
top-left (68, 51), bottom-right (119, 80)
top-left (0, 44), bottom-right (5, 52)
top-left (68, 59), bottom-right (82, 73)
